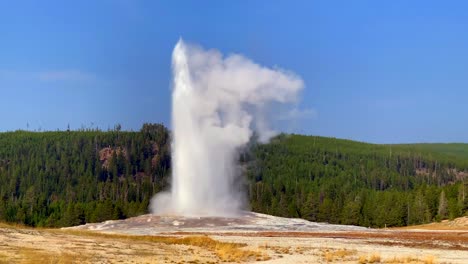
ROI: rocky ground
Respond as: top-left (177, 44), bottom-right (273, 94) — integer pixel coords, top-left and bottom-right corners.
top-left (0, 214), bottom-right (467, 263)
top-left (68, 212), bottom-right (368, 234)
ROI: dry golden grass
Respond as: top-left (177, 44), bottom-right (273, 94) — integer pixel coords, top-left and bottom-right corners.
top-left (0, 221), bottom-right (30, 229)
top-left (321, 248), bottom-right (356, 262)
top-left (423, 255), bottom-right (436, 264)
top-left (383, 255), bottom-right (437, 264)
top-left (17, 247), bottom-right (92, 264)
top-left (370, 253), bottom-right (381, 263)
top-left (358, 255), bottom-right (368, 264)
top-left (294, 246), bottom-right (309, 254)
top-left (393, 216), bottom-right (468, 231)
top-left (0, 224), bottom-right (270, 263)
top-left (259, 244), bottom-right (292, 255)
top-left (358, 253), bottom-right (381, 263)
top-left (1, 222), bottom-right (452, 263)
top-left (56, 229), bottom-right (267, 262)
top-left (180, 236), bottom-right (251, 262)
top-left (0, 252), bottom-right (11, 264)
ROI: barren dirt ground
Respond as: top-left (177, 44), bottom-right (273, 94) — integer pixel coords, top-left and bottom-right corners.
top-left (0, 216), bottom-right (467, 263)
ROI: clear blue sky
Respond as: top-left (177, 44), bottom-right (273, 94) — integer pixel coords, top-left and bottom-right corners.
top-left (0, 1), bottom-right (467, 143)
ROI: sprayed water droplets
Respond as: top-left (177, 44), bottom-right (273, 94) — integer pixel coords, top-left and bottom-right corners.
top-left (150, 39), bottom-right (304, 216)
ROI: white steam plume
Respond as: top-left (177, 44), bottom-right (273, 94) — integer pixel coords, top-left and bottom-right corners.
top-left (150, 39), bottom-right (304, 216)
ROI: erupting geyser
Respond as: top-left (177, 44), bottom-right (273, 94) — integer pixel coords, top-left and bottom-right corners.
top-left (150, 39), bottom-right (304, 216)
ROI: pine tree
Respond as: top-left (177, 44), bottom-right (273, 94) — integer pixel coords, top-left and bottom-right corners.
top-left (437, 190), bottom-right (448, 220)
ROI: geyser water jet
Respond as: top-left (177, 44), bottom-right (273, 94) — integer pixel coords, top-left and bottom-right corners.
top-left (150, 39), bottom-right (304, 216)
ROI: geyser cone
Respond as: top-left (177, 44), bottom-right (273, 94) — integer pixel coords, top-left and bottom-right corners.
top-left (150, 39), bottom-right (304, 216)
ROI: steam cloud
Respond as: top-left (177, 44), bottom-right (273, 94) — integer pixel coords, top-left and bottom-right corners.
top-left (150, 39), bottom-right (304, 216)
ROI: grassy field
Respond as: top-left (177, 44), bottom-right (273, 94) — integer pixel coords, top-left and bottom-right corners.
top-left (395, 216), bottom-right (468, 231)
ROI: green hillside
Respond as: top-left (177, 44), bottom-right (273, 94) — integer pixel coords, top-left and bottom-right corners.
top-left (246, 134), bottom-right (468, 227)
top-left (0, 124), bottom-right (171, 227)
top-left (0, 128), bottom-right (466, 228)
top-left (393, 143), bottom-right (468, 160)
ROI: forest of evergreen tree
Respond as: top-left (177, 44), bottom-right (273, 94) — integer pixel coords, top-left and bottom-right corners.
top-left (245, 135), bottom-right (468, 227)
top-left (0, 124), bottom-right (466, 227)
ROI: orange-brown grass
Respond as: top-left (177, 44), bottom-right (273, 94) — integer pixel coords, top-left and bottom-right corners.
top-left (57, 229), bottom-right (267, 262)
